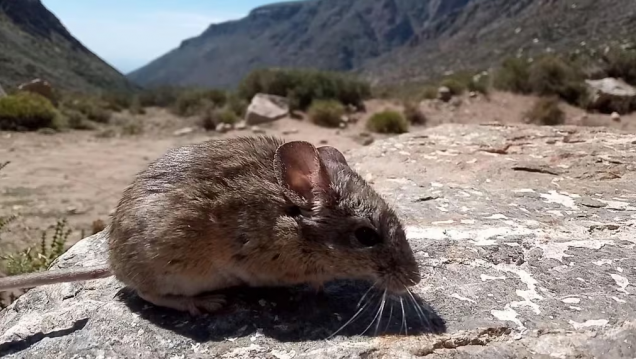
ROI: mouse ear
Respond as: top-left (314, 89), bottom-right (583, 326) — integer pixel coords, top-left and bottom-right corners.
top-left (274, 141), bottom-right (331, 203)
top-left (317, 146), bottom-right (349, 167)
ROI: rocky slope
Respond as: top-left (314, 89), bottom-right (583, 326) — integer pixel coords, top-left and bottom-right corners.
top-left (0, 0), bottom-right (137, 93)
top-left (1, 124), bottom-right (635, 358)
top-left (128, 0), bottom-right (636, 89)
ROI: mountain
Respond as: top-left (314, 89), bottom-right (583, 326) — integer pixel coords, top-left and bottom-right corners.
top-left (128, 0), bottom-right (636, 90)
top-left (0, 0), bottom-right (137, 93)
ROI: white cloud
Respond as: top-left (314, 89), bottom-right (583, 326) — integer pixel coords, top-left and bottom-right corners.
top-left (62, 11), bottom-right (241, 73)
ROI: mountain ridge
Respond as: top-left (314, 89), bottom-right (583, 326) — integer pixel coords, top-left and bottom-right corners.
top-left (128, 0), bottom-right (636, 90)
top-left (0, 0), bottom-right (137, 93)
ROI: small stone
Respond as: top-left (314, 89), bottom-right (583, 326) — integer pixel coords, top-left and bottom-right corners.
top-left (173, 127), bottom-right (194, 136)
top-left (215, 123), bottom-right (228, 133)
top-left (236, 122), bottom-right (247, 130)
top-left (282, 129), bottom-right (299, 135)
top-left (469, 91), bottom-right (477, 98)
top-left (251, 126), bottom-right (266, 134)
top-left (362, 137), bottom-right (374, 146)
top-left (341, 116), bottom-right (349, 123)
top-left (339, 123), bottom-right (347, 129)
top-left (359, 132), bottom-right (371, 138)
top-left (223, 123), bottom-right (233, 131)
top-left (611, 112), bottom-right (621, 121)
top-left (578, 197), bottom-right (607, 208)
top-left (319, 140), bottom-right (328, 144)
top-left (364, 173), bottom-right (374, 183)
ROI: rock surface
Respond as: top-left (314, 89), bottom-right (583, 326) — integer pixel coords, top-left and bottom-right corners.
top-left (1, 124), bottom-right (636, 358)
top-left (245, 94), bottom-right (290, 125)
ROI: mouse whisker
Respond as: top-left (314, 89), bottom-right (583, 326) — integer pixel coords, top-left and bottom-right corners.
top-left (356, 282), bottom-right (376, 309)
top-left (406, 287), bottom-right (430, 330)
top-left (400, 296), bottom-right (407, 336)
top-left (373, 289), bottom-right (387, 336)
top-left (384, 300), bottom-right (394, 333)
top-left (327, 290), bottom-right (377, 340)
top-left (360, 291), bottom-right (384, 336)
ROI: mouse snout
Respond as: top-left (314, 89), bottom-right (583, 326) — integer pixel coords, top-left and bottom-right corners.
top-left (376, 258), bottom-right (422, 294)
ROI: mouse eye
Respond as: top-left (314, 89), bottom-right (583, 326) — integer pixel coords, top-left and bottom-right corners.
top-left (354, 226), bottom-right (382, 247)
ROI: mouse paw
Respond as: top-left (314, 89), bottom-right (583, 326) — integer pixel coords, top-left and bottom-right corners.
top-left (191, 294), bottom-right (226, 315)
top-left (137, 291), bottom-right (226, 316)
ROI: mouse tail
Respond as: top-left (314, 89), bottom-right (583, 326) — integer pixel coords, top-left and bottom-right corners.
top-left (0, 264), bottom-right (112, 291)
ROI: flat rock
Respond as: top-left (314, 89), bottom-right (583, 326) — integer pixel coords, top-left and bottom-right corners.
top-left (245, 93), bottom-right (289, 125)
top-left (2, 124), bottom-right (636, 358)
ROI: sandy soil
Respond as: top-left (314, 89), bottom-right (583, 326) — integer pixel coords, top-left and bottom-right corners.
top-left (0, 92), bottom-right (633, 256)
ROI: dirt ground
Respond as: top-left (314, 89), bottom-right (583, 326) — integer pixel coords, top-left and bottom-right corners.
top-left (0, 91), bottom-right (633, 258)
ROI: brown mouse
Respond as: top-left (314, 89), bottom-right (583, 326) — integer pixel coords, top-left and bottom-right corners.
top-left (0, 136), bottom-right (421, 315)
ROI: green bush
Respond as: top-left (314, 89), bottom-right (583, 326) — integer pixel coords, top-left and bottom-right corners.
top-left (100, 91), bottom-right (132, 111)
top-left (138, 86), bottom-right (182, 108)
top-left (367, 110), bottom-right (409, 134)
top-left (1, 219), bottom-right (71, 276)
top-left (308, 100), bottom-right (345, 128)
top-left (226, 93), bottom-right (248, 117)
top-left (61, 108), bottom-right (96, 130)
top-left (494, 57), bottom-right (533, 94)
top-left (0, 92), bottom-right (61, 131)
top-left (238, 68), bottom-right (371, 111)
top-left (217, 108), bottom-right (239, 125)
top-left (603, 47), bottom-right (636, 86)
top-left (421, 86), bottom-right (438, 100)
top-left (173, 89), bottom-right (227, 117)
top-left (524, 97), bottom-right (566, 126)
top-left (129, 96), bottom-right (146, 115)
top-left (528, 55), bottom-right (588, 106)
top-left (403, 102), bottom-right (427, 125)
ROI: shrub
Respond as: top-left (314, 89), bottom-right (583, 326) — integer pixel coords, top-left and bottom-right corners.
top-left (439, 78), bottom-right (466, 96)
top-left (61, 108), bottom-right (96, 130)
top-left (528, 55), bottom-right (588, 106)
top-left (217, 108), bottom-right (239, 125)
top-left (1, 219), bottom-right (71, 276)
top-left (602, 47), bottom-right (636, 86)
top-left (129, 96), bottom-right (146, 115)
top-left (173, 89), bottom-right (227, 117)
top-left (100, 91), bottom-right (132, 111)
top-left (308, 100), bottom-right (345, 128)
top-left (0, 92), bottom-right (61, 131)
top-left (238, 68), bottom-right (371, 111)
top-left (367, 111), bottom-right (409, 134)
top-left (494, 57), bottom-right (533, 93)
top-left (138, 86), bottom-right (182, 108)
top-left (403, 102), bottom-right (427, 125)
top-left (524, 97), bottom-right (566, 126)
top-left (226, 93), bottom-right (248, 117)
top-left (421, 86), bottom-right (439, 100)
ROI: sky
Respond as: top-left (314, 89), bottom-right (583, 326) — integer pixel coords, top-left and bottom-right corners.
top-left (41, 0), bottom-right (277, 74)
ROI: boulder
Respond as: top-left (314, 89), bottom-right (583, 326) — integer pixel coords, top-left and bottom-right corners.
top-left (585, 77), bottom-right (636, 114)
top-left (17, 78), bottom-right (55, 103)
top-left (1, 124), bottom-right (636, 358)
top-left (244, 93), bottom-right (289, 125)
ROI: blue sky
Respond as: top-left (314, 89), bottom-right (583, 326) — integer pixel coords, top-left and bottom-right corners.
top-left (41, 0), bottom-right (277, 74)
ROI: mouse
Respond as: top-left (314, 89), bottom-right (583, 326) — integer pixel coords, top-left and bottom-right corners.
top-left (0, 136), bottom-right (421, 315)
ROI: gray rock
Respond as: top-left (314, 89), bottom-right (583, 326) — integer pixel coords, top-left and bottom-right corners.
top-left (2, 124), bottom-right (636, 358)
top-left (585, 78), bottom-right (636, 114)
top-left (173, 127), bottom-right (194, 136)
top-left (245, 93), bottom-right (289, 125)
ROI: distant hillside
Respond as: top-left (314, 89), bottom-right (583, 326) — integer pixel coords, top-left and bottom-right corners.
top-left (128, 0), bottom-right (636, 90)
top-left (0, 0), bottom-right (137, 93)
